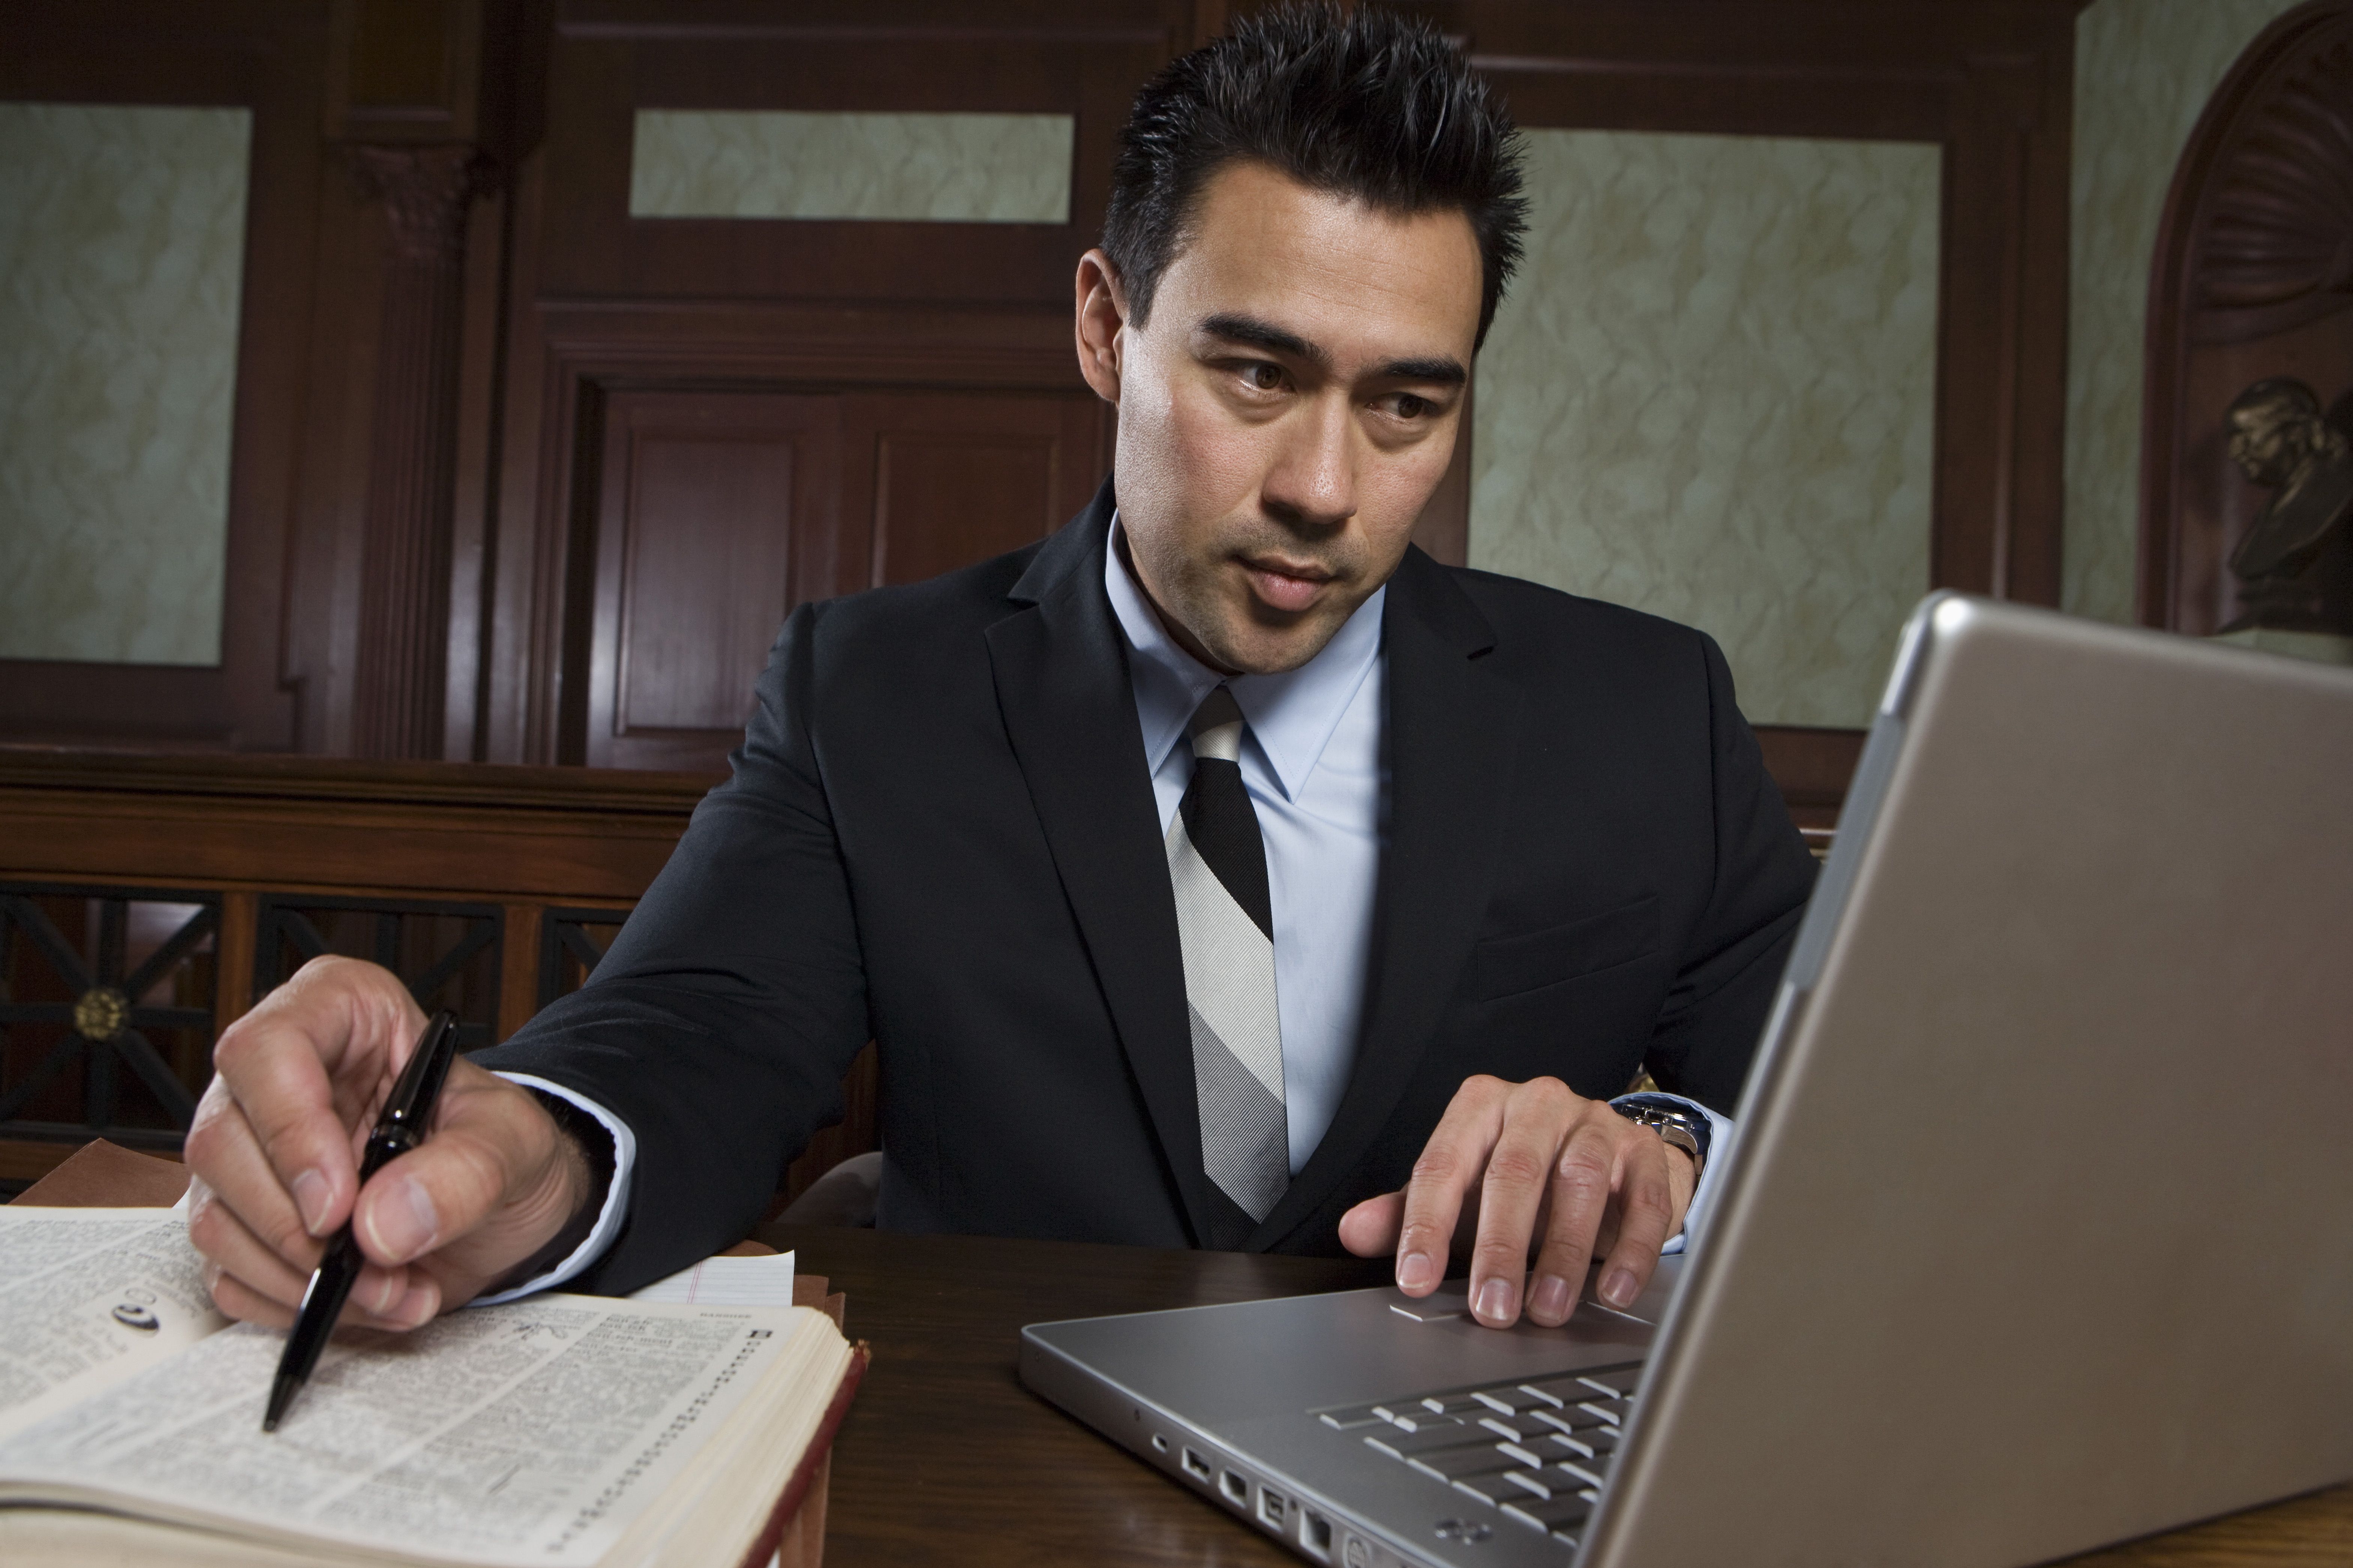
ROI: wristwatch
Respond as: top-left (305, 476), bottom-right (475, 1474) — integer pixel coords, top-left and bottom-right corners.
top-left (1611, 1095), bottom-right (1708, 1181)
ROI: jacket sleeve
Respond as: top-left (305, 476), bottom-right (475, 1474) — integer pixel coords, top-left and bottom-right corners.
top-left (1643, 632), bottom-right (1818, 1113)
top-left (472, 600), bottom-right (871, 1293)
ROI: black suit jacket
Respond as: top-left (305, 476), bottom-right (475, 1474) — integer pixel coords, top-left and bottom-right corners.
top-left (477, 482), bottom-right (1817, 1292)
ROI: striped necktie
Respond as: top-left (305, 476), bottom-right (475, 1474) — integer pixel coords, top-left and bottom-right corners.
top-left (1166, 685), bottom-right (1288, 1247)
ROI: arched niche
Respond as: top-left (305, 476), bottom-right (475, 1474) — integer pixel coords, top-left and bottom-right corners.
top-left (2138, 0), bottom-right (2353, 634)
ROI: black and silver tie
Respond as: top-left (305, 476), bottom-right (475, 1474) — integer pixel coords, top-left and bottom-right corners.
top-left (1167, 686), bottom-right (1288, 1245)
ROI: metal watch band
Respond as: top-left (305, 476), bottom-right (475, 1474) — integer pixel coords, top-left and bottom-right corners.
top-left (1611, 1095), bottom-right (1709, 1181)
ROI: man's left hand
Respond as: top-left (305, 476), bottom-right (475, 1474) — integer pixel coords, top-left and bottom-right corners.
top-left (1337, 1075), bottom-right (1695, 1329)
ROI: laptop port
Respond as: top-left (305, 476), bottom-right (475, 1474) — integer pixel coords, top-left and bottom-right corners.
top-left (1259, 1487), bottom-right (1287, 1527)
top-left (1220, 1469), bottom-right (1250, 1506)
top-left (1301, 1510), bottom-right (1334, 1559)
top-left (1181, 1447), bottom-right (1211, 1482)
top-left (1151, 1433), bottom-right (1168, 1454)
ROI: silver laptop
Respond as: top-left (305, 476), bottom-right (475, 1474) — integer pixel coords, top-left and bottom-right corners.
top-left (1021, 592), bottom-right (2353, 1568)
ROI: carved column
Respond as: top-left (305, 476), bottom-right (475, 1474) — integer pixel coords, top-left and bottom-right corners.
top-left (348, 145), bottom-right (486, 761)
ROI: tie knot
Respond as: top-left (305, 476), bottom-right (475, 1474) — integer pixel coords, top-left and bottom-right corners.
top-left (1188, 686), bottom-right (1246, 764)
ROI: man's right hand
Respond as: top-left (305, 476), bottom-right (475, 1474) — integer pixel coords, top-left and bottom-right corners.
top-left (184, 956), bottom-right (594, 1330)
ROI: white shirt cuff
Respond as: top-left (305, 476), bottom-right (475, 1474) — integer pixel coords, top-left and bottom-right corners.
top-left (469, 1073), bottom-right (637, 1304)
top-left (1609, 1091), bottom-right (1732, 1256)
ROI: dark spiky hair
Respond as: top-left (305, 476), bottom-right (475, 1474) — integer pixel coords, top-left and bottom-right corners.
top-left (1102, 2), bottom-right (1528, 347)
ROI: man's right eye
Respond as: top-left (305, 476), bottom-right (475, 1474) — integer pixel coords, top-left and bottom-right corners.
top-left (1242, 362), bottom-right (1285, 392)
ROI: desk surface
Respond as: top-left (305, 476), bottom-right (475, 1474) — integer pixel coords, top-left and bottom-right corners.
top-left (762, 1226), bottom-right (2353, 1568)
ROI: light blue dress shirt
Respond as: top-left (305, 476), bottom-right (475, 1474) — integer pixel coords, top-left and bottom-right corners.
top-left (502, 523), bottom-right (1732, 1294)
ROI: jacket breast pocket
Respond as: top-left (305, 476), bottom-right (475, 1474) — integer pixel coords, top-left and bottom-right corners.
top-left (1472, 895), bottom-right (1660, 1002)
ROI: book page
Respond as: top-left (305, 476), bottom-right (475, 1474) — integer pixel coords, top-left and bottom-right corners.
top-left (0, 1207), bottom-right (225, 1441)
top-left (0, 1294), bottom-right (818, 1568)
top-left (628, 1250), bottom-right (794, 1307)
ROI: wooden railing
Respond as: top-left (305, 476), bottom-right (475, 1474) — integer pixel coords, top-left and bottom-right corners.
top-left (0, 749), bottom-right (879, 1196)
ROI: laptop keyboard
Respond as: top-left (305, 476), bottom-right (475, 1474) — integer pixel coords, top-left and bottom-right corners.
top-left (1314, 1363), bottom-right (1644, 1550)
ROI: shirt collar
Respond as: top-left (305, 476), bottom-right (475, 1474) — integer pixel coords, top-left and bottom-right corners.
top-left (1104, 513), bottom-right (1385, 802)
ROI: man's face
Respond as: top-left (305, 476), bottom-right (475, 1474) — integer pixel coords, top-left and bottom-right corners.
top-left (1077, 161), bottom-right (1483, 674)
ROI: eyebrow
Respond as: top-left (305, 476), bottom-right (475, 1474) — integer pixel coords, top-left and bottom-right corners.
top-left (1195, 312), bottom-right (1467, 388)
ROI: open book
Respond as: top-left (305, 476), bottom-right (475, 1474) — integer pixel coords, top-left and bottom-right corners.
top-left (0, 1206), bottom-right (865, 1568)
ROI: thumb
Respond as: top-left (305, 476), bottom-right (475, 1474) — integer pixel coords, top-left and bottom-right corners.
top-left (1338, 1190), bottom-right (1404, 1257)
top-left (351, 1060), bottom-right (551, 1269)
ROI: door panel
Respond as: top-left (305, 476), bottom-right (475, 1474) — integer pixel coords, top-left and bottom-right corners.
top-left (584, 391), bottom-right (842, 769)
top-left (577, 386), bottom-right (1109, 771)
top-left (848, 391), bottom-right (1107, 588)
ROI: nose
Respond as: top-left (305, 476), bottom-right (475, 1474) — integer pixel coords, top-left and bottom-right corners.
top-left (1260, 390), bottom-right (1357, 534)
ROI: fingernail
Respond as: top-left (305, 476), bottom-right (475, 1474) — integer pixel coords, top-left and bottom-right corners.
top-left (1601, 1268), bottom-right (1639, 1309)
top-left (365, 1269), bottom-right (405, 1316)
top-left (1397, 1251), bottom-right (1439, 1291)
top-left (290, 1168), bottom-right (332, 1236)
top-left (388, 1284), bottom-right (437, 1329)
top-left (363, 1178), bottom-right (439, 1263)
top-left (1531, 1274), bottom-right (1571, 1322)
top-left (1474, 1277), bottom-right (1518, 1323)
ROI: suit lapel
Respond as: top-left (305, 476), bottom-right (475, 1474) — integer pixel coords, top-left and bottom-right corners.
top-left (984, 482), bottom-right (1223, 1246)
top-left (1252, 547), bottom-right (1523, 1250)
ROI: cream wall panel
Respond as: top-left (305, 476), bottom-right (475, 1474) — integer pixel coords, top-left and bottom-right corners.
top-left (0, 104), bottom-right (250, 667)
top-left (1469, 130), bottom-right (1940, 729)
top-left (630, 111), bottom-right (1074, 223)
top-left (2065, 0), bottom-right (2302, 624)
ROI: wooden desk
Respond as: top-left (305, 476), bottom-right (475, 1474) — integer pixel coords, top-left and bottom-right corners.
top-left (763, 1226), bottom-right (2353, 1568)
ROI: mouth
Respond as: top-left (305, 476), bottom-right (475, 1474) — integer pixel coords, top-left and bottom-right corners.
top-left (1237, 553), bottom-right (1337, 614)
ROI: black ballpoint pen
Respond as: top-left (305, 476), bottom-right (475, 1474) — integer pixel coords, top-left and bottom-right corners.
top-left (263, 1008), bottom-right (461, 1433)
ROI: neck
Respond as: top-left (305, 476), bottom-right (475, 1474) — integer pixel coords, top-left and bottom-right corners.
top-left (1113, 524), bottom-right (1244, 678)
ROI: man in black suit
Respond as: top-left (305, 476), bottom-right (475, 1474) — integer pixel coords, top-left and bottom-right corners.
top-left (183, 6), bottom-right (1815, 1338)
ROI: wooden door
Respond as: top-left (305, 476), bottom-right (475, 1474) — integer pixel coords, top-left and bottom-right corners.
top-left (581, 391), bottom-right (843, 770)
top-left (574, 386), bottom-right (1108, 770)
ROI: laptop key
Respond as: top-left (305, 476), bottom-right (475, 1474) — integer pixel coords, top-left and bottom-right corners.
top-left (1529, 1403), bottom-right (1608, 1434)
top-left (1501, 1469), bottom-right (1568, 1500)
top-left (1577, 1366), bottom-right (1644, 1399)
top-left (1316, 1404), bottom-right (1391, 1431)
top-left (1365, 1425), bottom-right (1498, 1460)
top-left (1578, 1398), bottom-right (1628, 1427)
top-left (1502, 1493), bottom-right (1594, 1533)
top-left (1579, 1426), bottom-right (1621, 1457)
top-left (1452, 1472), bottom-right (1529, 1506)
top-left (1409, 1445), bottom-right (1521, 1483)
top-left (1475, 1413), bottom-right (1548, 1442)
top-left (1558, 1454), bottom-right (1612, 1488)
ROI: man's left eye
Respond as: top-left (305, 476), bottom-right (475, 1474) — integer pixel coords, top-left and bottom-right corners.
top-left (1386, 394), bottom-right (1431, 420)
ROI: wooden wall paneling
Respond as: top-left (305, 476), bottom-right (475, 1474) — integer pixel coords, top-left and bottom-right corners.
top-left (0, 2), bottom-right (327, 752)
top-left (443, 182), bottom-right (518, 762)
top-left (281, 146), bottom-right (397, 758)
top-left (581, 390), bottom-right (845, 769)
top-left (537, 4), bottom-right (1187, 304)
top-left (347, 146), bottom-right (496, 760)
top-left (481, 1), bottom-right (1188, 764)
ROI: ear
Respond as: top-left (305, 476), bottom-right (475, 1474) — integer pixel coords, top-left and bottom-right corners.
top-left (1073, 249), bottom-right (1128, 406)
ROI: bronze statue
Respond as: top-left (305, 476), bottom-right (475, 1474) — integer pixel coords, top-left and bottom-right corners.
top-left (2221, 377), bottom-right (2353, 634)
